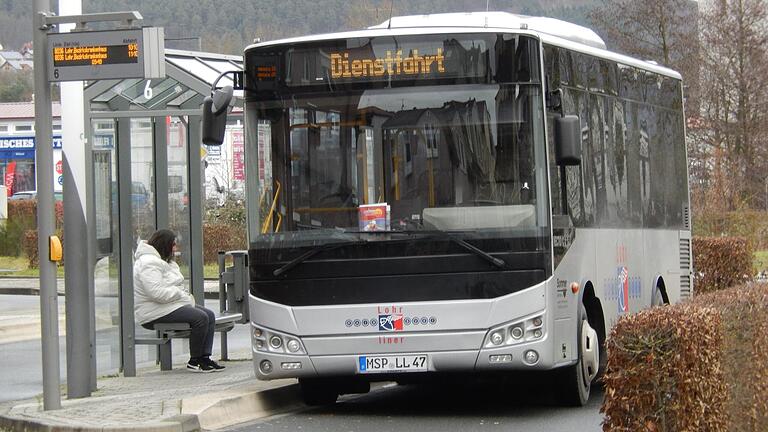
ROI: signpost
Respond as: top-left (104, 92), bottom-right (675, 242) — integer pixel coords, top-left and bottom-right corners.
top-left (33, 3), bottom-right (165, 409)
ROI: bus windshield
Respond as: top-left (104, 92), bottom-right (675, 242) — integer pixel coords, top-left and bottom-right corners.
top-left (245, 33), bottom-right (550, 254)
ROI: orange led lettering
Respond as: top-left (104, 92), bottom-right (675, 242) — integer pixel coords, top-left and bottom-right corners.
top-left (329, 48), bottom-right (446, 79)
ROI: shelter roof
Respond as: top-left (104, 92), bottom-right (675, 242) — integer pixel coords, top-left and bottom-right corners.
top-left (86, 48), bottom-right (243, 114)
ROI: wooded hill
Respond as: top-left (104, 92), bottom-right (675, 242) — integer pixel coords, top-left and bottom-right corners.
top-left (0, 0), bottom-right (597, 54)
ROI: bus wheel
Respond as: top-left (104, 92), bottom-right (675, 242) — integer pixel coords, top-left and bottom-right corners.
top-left (652, 283), bottom-right (669, 307)
top-left (299, 378), bottom-right (339, 406)
top-left (557, 307), bottom-right (599, 406)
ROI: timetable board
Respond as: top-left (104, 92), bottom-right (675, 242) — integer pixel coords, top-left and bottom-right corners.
top-left (48, 28), bottom-right (165, 82)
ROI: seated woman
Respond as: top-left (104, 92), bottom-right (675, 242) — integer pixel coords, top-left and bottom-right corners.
top-left (134, 229), bottom-right (224, 373)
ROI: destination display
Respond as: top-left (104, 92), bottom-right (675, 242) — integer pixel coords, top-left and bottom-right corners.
top-left (329, 49), bottom-right (446, 79)
top-left (260, 35), bottom-right (492, 88)
top-left (48, 28), bottom-right (165, 82)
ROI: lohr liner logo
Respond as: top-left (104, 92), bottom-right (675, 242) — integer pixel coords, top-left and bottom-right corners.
top-left (617, 266), bottom-right (629, 313)
top-left (379, 314), bottom-right (403, 332)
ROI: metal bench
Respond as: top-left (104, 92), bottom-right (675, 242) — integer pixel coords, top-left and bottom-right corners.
top-left (134, 250), bottom-right (250, 372)
top-left (135, 313), bottom-right (242, 371)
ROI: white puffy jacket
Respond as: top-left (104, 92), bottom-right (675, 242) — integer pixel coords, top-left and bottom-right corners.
top-left (133, 240), bottom-right (194, 325)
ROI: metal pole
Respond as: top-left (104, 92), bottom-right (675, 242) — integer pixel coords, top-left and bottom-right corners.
top-left (187, 116), bottom-right (205, 305)
top-left (33, 0), bottom-right (61, 410)
top-left (153, 117), bottom-right (169, 229)
top-left (116, 119), bottom-right (137, 377)
top-left (218, 251), bottom-right (227, 359)
top-left (59, 0), bottom-right (92, 400)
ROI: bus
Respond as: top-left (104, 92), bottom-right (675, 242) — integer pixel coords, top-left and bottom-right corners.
top-left (208, 11), bottom-right (691, 406)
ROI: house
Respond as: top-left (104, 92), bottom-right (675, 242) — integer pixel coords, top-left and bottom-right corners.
top-left (20, 42), bottom-right (33, 59)
top-left (0, 51), bottom-right (30, 72)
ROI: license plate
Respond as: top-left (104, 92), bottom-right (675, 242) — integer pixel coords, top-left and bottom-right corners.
top-left (357, 354), bottom-right (428, 373)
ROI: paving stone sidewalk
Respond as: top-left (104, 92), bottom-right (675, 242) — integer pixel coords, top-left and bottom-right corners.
top-left (0, 352), bottom-right (301, 432)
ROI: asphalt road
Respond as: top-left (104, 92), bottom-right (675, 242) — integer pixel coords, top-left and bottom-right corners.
top-left (226, 377), bottom-right (605, 432)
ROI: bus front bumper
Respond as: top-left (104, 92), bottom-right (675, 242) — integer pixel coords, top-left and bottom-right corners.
top-left (251, 336), bottom-right (559, 380)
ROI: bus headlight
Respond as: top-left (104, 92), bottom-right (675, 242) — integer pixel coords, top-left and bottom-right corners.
top-left (287, 339), bottom-right (301, 353)
top-left (490, 331), bottom-right (504, 345)
top-left (269, 335), bottom-right (283, 349)
top-left (260, 360), bottom-right (273, 374)
top-left (524, 350), bottom-right (539, 365)
top-left (486, 313), bottom-right (545, 348)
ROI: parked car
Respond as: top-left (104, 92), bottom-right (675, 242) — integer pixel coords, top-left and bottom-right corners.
top-left (8, 190), bottom-right (64, 201)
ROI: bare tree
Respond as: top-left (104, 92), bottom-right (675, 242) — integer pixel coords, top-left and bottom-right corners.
top-left (697, 0), bottom-right (768, 210)
top-left (589, 0), bottom-right (701, 113)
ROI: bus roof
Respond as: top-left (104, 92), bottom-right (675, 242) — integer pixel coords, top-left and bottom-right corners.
top-left (246, 11), bottom-right (682, 80)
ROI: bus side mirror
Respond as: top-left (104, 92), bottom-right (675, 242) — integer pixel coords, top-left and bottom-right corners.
top-left (555, 115), bottom-right (581, 166)
top-left (202, 86), bottom-right (234, 146)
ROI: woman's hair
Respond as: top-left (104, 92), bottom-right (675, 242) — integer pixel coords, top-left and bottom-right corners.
top-left (147, 229), bottom-right (176, 262)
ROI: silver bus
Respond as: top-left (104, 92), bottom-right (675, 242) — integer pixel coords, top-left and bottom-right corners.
top-left (233, 12), bottom-right (690, 406)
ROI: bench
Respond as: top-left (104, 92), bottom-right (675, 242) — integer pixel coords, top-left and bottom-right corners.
top-left (135, 313), bottom-right (243, 371)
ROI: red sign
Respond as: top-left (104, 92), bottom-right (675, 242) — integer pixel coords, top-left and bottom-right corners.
top-left (4, 161), bottom-right (16, 196)
top-left (55, 160), bottom-right (63, 174)
top-left (232, 130), bottom-right (245, 181)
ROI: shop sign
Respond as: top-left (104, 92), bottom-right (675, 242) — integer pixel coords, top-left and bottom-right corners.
top-left (0, 136), bottom-right (63, 149)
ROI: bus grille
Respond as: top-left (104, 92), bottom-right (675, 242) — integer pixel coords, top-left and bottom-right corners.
top-left (683, 205), bottom-right (691, 230)
top-left (680, 237), bottom-right (692, 298)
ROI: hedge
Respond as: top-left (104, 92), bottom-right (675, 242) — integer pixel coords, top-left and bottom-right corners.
top-left (202, 222), bottom-right (247, 264)
top-left (602, 305), bottom-right (727, 431)
top-left (692, 236), bottom-right (752, 294)
top-left (689, 283), bottom-right (768, 431)
top-left (602, 283), bottom-right (768, 431)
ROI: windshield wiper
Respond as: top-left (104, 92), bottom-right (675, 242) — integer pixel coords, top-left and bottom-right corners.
top-left (272, 240), bottom-right (366, 277)
top-left (347, 229), bottom-right (507, 269)
top-left (440, 234), bottom-right (507, 269)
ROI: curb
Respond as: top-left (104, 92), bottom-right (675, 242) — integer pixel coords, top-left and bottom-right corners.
top-left (186, 384), bottom-right (302, 430)
top-left (0, 413), bottom-right (200, 432)
top-left (0, 384), bottom-right (303, 432)
top-left (0, 288), bottom-right (64, 296)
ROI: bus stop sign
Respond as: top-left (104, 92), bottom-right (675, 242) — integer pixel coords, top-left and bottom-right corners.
top-left (47, 27), bottom-right (165, 82)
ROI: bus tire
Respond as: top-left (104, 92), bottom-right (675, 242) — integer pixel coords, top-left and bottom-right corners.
top-left (557, 306), bottom-right (598, 406)
top-left (299, 378), bottom-right (339, 406)
top-left (652, 282), bottom-right (669, 307)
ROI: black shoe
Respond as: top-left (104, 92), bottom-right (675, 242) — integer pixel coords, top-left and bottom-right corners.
top-left (187, 358), bottom-right (215, 373)
top-left (201, 357), bottom-right (225, 371)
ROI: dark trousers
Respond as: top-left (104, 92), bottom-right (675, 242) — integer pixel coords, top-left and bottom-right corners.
top-left (143, 305), bottom-right (215, 359)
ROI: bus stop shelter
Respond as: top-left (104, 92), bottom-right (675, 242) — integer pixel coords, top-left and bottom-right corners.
top-left (81, 49), bottom-right (243, 378)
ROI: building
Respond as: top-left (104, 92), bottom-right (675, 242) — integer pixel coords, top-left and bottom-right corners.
top-left (0, 51), bottom-right (33, 72)
top-left (0, 102), bottom-right (62, 194)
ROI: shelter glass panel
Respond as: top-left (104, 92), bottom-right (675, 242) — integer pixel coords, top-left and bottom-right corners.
top-left (167, 116), bottom-right (192, 284)
top-left (130, 118), bottom-right (156, 242)
top-left (90, 119), bottom-right (121, 374)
